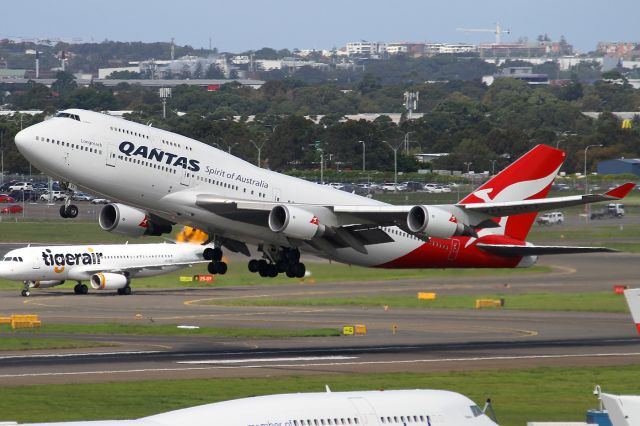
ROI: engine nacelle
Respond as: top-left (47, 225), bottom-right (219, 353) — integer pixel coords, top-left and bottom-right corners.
top-left (29, 280), bottom-right (65, 289)
top-left (99, 203), bottom-right (172, 237)
top-left (407, 205), bottom-right (472, 238)
top-left (90, 272), bottom-right (129, 290)
top-left (268, 205), bottom-right (325, 240)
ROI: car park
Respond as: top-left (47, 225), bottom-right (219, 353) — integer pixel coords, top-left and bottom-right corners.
top-left (9, 190), bottom-right (39, 202)
top-left (423, 183), bottom-right (444, 193)
top-left (1, 204), bottom-right (23, 214)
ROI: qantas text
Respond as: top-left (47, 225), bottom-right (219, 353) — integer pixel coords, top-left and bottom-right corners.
top-left (119, 141), bottom-right (200, 171)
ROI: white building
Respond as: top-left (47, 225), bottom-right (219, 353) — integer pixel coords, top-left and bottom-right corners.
top-left (346, 41), bottom-right (387, 56)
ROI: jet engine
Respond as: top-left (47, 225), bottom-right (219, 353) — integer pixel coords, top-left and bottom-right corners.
top-left (99, 203), bottom-right (172, 237)
top-left (407, 205), bottom-right (474, 238)
top-left (90, 272), bottom-right (129, 290)
top-left (268, 205), bottom-right (326, 240)
top-left (29, 280), bottom-right (65, 289)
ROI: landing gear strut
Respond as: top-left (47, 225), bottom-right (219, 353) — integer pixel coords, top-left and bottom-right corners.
top-left (204, 246), bottom-right (227, 275)
top-left (248, 247), bottom-right (305, 279)
top-left (21, 282), bottom-right (31, 297)
top-left (73, 283), bottom-right (89, 295)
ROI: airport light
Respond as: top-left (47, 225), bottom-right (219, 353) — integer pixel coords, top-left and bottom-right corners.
top-left (250, 139), bottom-right (267, 168)
top-left (358, 140), bottom-right (366, 172)
top-left (382, 139), bottom-right (404, 188)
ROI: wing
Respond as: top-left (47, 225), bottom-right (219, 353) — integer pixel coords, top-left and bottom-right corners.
top-left (79, 260), bottom-right (209, 276)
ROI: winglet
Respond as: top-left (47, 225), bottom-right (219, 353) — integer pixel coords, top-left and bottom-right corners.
top-left (623, 288), bottom-right (640, 336)
top-left (605, 182), bottom-right (636, 199)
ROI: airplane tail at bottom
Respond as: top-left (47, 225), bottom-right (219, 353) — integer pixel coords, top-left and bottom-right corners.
top-left (459, 144), bottom-right (566, 241)
top-left (624, 288), bottom-right (640, 336)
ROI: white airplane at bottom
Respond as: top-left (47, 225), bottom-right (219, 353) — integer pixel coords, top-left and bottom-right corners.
top-left (6, 389), bottom-right (498, 426)
top-left (0, 242), bottom-right (211, 296)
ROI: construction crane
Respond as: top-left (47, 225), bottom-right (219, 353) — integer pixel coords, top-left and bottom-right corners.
top-left (456, 22), bottom-right (511, 44)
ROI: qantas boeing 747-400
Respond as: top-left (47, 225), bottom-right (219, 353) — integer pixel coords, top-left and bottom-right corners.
top-left (13, 109), bottom-right (635, 278)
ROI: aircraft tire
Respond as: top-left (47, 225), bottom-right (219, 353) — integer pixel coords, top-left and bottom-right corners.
top-left (73, 284), bottom-right (82, 294)
top-left (207, 262), bottom-right (217, 274)
top-left (268, 264), bottom-right (278, 278)
top-left (203, 248), bottom-right (214, 261)
top-left (117, 288), bottom-right (124, 295)
top-left (211, 247), bottom-right (223, 262)
top-left (65, 204), bottom-right (79, 218)
top-left (122, 286), bottom-right (132, 295)
top-left (258, 263), bottom-right (270, 277)
top-left (292, 263), bottom-right (306, 278)
top-left (248, 259), bottom-right (259, 273)
top-left (59, 205), bottom-right (68, 218)
top-left (276, 260), bottom-right (288, 273)
top-left (80, 284), bottom-right (89, 294)
top-left (21, 290), bottom-right (30, 297)
top-left (286, 249), bottom-right (300, 263)
top-left (216, 262), bottom-right (228, 275)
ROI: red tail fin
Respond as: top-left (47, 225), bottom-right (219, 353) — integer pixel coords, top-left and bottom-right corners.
top-left (460, 145), bottom-right (566, 240)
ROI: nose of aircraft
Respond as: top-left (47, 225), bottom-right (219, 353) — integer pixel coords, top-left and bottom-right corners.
top-left (14, 127), bottom-right (32, 153)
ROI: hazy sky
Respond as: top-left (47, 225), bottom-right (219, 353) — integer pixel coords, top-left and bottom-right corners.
top-left (3, 1), bottom-right (639, 53)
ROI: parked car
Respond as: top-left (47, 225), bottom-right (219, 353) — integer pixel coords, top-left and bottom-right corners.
top-left (438, 185), bottom-right (452, 193)
top-left (72, 192), bottom-right (95, 201)
top-left (8, 182), bottom-right (33, 191)
top-left (9, 190), bottom-right (39, 202)
top-left (39, 191), bottom-right (66, 201)
top-left (403, 181), bottom-right (424, 192)
top-left (90, 198), bottom-right (111, 204)
top-left (537, 212), bottom-right (564, 225)
top-left (423, 183), bottom-right (444, 193)
top-left (1, 204), bottom-right (23, 214)
top-left (0, 194), bottom-right (15, 203)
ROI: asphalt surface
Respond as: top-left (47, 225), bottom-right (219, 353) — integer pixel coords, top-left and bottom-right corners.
top-left (0, 248), bottom-right (639, 385)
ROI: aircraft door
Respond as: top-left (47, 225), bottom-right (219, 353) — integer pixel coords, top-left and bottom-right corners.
top-left (272, 188), bottom-right (282, 202)
top-left (448, 239), bottom-right (460, 261)
top-left (180, 169), bottom-right (193, 186)
top-left (106, 143), bottom-right (117, 167)
top-left (348, 398), bottom-right (379, 425)
top-left (32, 255), bottom-right (41, 270)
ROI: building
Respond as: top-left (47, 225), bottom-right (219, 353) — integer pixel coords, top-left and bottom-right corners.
top-left (425, 43), bottom-right (477, 55)
top-left (597, 158), bottom-right (640, 176)
top-left (346, 41), bottom-right (387, 56)
top-left (479, 43), bottom-right (546, 58)
top-left (483, 66), bottom-right (549, 85)
top-left (597, 42), bottom-right (640, 59)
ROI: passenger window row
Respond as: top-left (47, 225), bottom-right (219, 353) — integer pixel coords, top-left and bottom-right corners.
top-left (293, 417), bottom-right (359, 426)
top-left (380, 414), bottom-right (430, 424)
top-left (192, 173), bottom-right (268, 198)
top-left (160, 138), bottom-right (192, 151)
top-left (110, 126), bottom-right (149, 139)
top-left (117, 154), bottom-right (178, 174)
top-left (36, 136), bottom-right (103, 155)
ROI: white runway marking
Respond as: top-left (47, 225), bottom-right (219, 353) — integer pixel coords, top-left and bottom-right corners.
top-left (2, 352), bottom-right (640, 379)
top-left (0, 350), bottom-right (162, 360)
top-left (178, 356), bottom-right (358, 364)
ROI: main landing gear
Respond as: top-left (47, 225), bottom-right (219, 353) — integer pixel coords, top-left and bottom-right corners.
top-left (203, 247), bottom-right (228, 275)
top-left (73, 283), bottom-right (89, 295)
top-left (117, 286), bottom-right (132, 295)
top-left (59, 189), bottom-right (78, 219)
top-left (247, 247), bottom-right (306, 278)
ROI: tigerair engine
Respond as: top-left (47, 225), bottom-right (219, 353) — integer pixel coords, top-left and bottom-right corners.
top-left (90, 272), bottom-right (129, 290)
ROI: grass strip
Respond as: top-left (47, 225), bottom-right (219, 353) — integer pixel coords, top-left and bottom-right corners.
top-left (204, 291), bottom-right (630, 313)
top-left (0, 366), bottom-right (638, 426)
top-left (0, 336), bottom-right (111, 351)
top-left (3, 323), bottom-right (341, 338)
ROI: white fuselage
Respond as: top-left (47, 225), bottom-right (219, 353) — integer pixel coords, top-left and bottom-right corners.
top-left (0, 243), bottom-right (205, 282)
top-left (15, 110), bottom-right (428, 267)
top-left (14, 389), bottom-right (498, 426)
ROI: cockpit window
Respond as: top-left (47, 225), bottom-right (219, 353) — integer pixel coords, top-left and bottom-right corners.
top-left (55, 112), bottom-right (80, 121)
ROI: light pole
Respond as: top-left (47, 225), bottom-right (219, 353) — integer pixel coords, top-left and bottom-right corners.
top-left (383, 140), bottom-right (403, 188)
top-left (358, 140), bottom-right (366, 172)
top-left (319, 149), bottom-right (324, 184)
top-left (403, 131), bottom-right (414, 155)
top-left (227, 142), bottom-right (239, 154)
top-left (464, 162), bottom-right (473, 174)
top-left (584, 144), bottom-right (603, 195)
top-left (490, 160), bottom-right (497, 176)
top-left (250, 139), bottom-right (267, 168)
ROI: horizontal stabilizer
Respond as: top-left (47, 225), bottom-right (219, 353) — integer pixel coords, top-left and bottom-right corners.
top-left (623, 288), bottom-right (640, 336)
top-left (476, 243), bottom-right (618, 257)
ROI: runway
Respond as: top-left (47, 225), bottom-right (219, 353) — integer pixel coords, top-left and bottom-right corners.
top-left (0, 252), bottom-right (639, 384)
